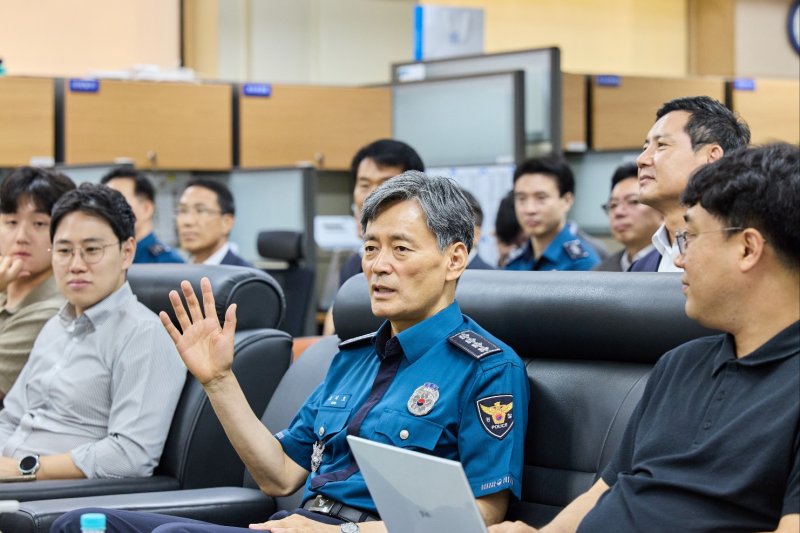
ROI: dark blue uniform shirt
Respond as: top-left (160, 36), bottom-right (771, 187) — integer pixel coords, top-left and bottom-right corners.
top-left (134, 232), bottom-right (184, 264)
top-left (276, 301), bottom-right (529, 514)
top-left (504, 224), bottom-right (600, 271)
top-left (579, 321), bottom-right (800, 533)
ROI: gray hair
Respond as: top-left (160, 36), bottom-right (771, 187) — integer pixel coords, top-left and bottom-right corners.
top-left (360, 170), bottom-right (474, 252)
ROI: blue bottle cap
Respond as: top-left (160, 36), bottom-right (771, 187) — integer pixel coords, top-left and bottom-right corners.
top-left (80, 513), bottom-right (106, 529)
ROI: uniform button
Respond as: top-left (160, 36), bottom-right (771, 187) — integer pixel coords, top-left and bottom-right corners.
top-left (318, 426), bottom-right (325, 437)
top-left (399, 429), bottom-right (409, 440)
top-left (703, 421), bottom-right (711, 429)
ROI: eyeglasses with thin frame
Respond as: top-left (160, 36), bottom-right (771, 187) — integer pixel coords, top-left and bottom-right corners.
top-left (675, 227), bottom-right (743, 255)
top-left (175, 205), bottom-right (222, 218)
top-left (601, 197), bottom-right (641, 214)
top-left (50, 241), bottom-right (122, 265)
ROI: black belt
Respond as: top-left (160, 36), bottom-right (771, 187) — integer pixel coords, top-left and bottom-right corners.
top-left (303, 494), bottom-right (380, 523)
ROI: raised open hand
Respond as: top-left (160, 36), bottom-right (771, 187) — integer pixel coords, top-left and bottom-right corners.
top-left (160, 277), bottom-right (237, 386)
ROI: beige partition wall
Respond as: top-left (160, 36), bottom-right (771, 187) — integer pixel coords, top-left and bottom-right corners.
top-left (730, 78), bottom-right (800, 145)
top-left (64, 79), bottom-right (232, 170)
top-left (0, 77), bottom-right (55, 167)
top-left (239, 85), bottom-right (391, 170)
top-left (591, 76), bottom-right (726, 150)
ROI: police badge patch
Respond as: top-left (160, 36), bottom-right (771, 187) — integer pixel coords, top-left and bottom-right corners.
top-left (476, 394), bottom-right (515, 439)
top-left (407, 382), bottom-right (439, 416)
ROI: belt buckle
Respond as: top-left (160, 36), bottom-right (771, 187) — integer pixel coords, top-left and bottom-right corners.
top-left (309, 494), bottom-right (335, 514)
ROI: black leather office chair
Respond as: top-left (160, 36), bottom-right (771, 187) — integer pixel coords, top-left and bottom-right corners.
top-left (6, 271), bottom-right (718, 532)
top-left (257, 230), bottom-right (316, 338)
top-left (0, 265), bottom-right (293, 506)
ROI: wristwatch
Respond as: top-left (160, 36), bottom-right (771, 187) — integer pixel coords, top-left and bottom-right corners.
top-left (340, 523), bottom-right (359, 533)
top-left (19, 454), bottom-right (40, 476)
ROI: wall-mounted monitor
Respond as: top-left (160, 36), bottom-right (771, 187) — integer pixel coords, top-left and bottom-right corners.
top-left (392, 71), bottom-right (524, 168)
top-left (392, 47), bottom-right (561, 156)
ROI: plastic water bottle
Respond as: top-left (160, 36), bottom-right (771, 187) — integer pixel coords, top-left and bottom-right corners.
top-left (0, 500), bottom-right (20, 533)
top-left (0, 501), bottom-right (19, 513)
top-left (80, 513), bottom-right (106, 533)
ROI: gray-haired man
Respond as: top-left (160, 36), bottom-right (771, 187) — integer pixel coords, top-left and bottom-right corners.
top-left (54, 172), bottom-right (529, 533)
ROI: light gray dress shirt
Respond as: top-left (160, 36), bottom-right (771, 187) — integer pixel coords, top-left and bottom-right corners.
top-left (0, 282), bottom-right (186, 478)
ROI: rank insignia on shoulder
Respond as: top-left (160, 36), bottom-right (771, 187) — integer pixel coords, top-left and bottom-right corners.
top-left (338, 331), bottom-right (376, 350)
top-left (448, 330), bottom-right (501, 359)
top-left (476, 394), bottom-right (515, 439)
top-left (149, 243), bottom-right (168, 256)
top-left (563, 239), bottom-right (589, 260)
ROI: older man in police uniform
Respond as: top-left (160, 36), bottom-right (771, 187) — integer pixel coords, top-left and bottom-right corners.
top-left (54, 171), bottom-right (529, 533)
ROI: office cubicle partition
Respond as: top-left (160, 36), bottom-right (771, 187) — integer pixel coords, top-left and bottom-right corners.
top-left (392, 70), bottom-right (525, 168)
top-left (392, 47), bottom-right (561, 156)
top-left (227, 166), bottom-right (316, 266)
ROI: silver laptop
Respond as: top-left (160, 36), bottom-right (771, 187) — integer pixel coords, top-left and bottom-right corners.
top-left (347, 435), bottom-right (488, 533)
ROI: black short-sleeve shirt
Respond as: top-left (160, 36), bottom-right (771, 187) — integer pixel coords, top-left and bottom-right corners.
top-left (578, 321), bottom-right (800, 533)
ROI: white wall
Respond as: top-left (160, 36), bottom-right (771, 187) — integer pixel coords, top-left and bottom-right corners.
top-left (0, 0), bottom-right (180, 77)
top-left (229, 0), bottom-right (416, 84)
top-left (735, 0), bottom-right (800, 78)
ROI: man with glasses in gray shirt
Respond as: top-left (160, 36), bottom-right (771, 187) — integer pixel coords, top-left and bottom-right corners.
top-left (0, 184), bottom-right (186, 480)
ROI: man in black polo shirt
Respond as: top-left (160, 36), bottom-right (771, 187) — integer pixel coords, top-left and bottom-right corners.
top-left (491, 143), bottom-right (799, 533)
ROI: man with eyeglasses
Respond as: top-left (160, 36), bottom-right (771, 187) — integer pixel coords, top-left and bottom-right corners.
top-left (593, 162), bottom-right (662, 272)
top-left (490, 143), bottom-right (800, 533)
top-left (0, 184), bottom-right (186, 481)
top-left (630, 96), bottom-right (750, 272)
top-left (177, 178), bottom-right (252, 267)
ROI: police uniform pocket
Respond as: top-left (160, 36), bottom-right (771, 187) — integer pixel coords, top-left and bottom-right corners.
top-left (375, 408), bottom-right (444, 450)
top-left (313, 407), bottom-right (352, 440)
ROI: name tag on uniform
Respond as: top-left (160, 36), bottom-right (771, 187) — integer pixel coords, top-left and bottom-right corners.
top-left (324, 394), bottom-right (351, 408)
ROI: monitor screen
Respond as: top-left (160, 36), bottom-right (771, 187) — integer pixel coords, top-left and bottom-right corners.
top-left (393, 47), bottom-right (560, 156)
top-left (393, 71), bottom-right (524, 168)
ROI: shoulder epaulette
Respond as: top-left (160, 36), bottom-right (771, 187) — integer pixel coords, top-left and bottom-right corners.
top-left (448, 330), bottom-right (502, 360)
top-left (563, 239), bottom-right (589, 260)
top-left (149, 243), bottom-right (169, 256)
top-left (338, 331), bottom-right (377, 350)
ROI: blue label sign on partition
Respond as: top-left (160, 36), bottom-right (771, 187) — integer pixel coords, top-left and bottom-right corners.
top-left (242, 83), bottom-right (272, 97)
top-left (732, 78), bottom-right (756, 91)
top-left (596, 75), bottom-right (621, 87)
top-left (69, 79), bottom-right (100, 93)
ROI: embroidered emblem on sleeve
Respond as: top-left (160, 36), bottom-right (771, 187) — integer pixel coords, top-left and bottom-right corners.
top-left (448, 330), bottom-right (502, 359)
top-left (476, 394), bottom-right (515, 439)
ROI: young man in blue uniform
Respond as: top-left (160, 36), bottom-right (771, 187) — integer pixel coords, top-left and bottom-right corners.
top-left (101, 168), bottom-right (184, 264)
top-left (504, 155), bottom-right (601, 272)
top-left (491, 144), bottom-right (800, 533)
top-left (54, 171), bottom-right (529, 533)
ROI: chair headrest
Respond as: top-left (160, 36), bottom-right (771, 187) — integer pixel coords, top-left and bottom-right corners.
top-left (257, 231), bottom-right (304, 262)
top-left (333, 270), bottom-right (718, 364)
top-left (128, 264), bottom-right (285, 331)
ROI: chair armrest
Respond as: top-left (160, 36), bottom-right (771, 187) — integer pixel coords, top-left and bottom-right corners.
top-left (1, 487), bottom-right (274, 533)
top-left (0, 475), bottom-right (179, 502)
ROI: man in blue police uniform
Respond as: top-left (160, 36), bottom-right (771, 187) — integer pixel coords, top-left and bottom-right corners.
top-left (54, 171), bottom-right (529, 533)
top-left (505, 156), bottom-right (601, 272)
top-left (101, 168), bottom-right (184, 264)
top-left (491, 144), bottom-right (800, 532)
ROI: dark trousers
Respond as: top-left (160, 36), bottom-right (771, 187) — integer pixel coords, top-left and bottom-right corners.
top-left (50, 507), bottom-right (345, 533)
